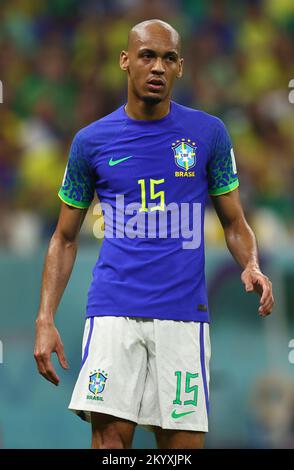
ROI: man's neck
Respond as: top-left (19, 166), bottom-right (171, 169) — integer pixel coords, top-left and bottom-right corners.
top-left (125, 96), bottom-right (171, 121)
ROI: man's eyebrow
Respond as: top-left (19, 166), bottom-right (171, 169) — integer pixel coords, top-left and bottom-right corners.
top-left (138, 48), bottom-right (156, 54)
top-left (164, 51), bottom-right (179, 58)
top-left (138, 48), bottom-right (179, 57)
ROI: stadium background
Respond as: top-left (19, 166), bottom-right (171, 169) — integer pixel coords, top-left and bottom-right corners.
top-left (0, 0), bottom-right (294, 448)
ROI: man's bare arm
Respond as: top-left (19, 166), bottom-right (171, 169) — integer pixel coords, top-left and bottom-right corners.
top-left (211, 188), bottom-right (274, 317)
top-left (34, 202), bottom-right (88, 385)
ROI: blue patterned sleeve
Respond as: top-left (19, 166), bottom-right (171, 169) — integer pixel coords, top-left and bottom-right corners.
top-left (58, 133), bottom-right (95, 208)
top-left (208, 119), bottom-right (239, 196)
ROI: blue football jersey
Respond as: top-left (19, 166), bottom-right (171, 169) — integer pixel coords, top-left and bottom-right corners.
top-left (58, 101), bottom-right (239, 322)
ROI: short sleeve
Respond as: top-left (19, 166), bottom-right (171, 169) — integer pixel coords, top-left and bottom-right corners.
top-left (208, 119), bottom-right (239, 196)
top-left (58, 133), bottom-right (95, 208)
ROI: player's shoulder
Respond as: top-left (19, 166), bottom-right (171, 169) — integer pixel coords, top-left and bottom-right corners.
top-left (74, 105), bottom-right (126, 147)
top-left (172, 101), bottom-right (227, 132)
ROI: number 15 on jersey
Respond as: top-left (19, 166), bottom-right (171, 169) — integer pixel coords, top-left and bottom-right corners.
top-left (138, 178), bottom-right (165, 212)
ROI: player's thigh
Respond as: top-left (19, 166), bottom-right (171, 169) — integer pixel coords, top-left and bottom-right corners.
top-left (91, 412), bottom-right (136, 449)
top-left (154, 426), bottom-right (205, 449)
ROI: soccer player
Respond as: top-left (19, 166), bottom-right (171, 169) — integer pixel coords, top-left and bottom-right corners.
top-left (34, 19), bottom-right (274, 449)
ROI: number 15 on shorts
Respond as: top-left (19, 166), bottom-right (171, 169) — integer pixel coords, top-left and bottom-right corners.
top-left (173, 371), bottom-right (199, 406)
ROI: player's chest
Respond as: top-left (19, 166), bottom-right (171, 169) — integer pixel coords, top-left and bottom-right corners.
top-left (92, 131), bottom-right (211, 196)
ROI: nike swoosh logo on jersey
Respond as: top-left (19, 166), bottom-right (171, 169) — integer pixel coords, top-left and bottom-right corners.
top-left (171, 409), bottom-right (196, 419)
top-left (108, 156), bottom-right (133, 166)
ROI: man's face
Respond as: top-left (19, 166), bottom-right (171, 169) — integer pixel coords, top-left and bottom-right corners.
top-left (120, 26), bottom-right (183, 105)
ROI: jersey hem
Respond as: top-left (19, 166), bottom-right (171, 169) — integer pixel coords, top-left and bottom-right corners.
top-left (69, 404), bottom-right (138, 424)
top-left (85, 311), bottom-right (210, 323)
top-left (138, 418), bottom-right (208, 432)
top-left (58, 190), bottom-right (92, 209)
top-left (208, 179), bottom-right (239, 196)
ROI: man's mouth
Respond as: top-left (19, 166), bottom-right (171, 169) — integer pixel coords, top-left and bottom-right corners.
top-left (146, 78), bottom-right (165, 92)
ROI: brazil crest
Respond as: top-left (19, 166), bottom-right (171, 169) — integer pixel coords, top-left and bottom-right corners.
top-left (89, 370), bottom-right (108, 395)
top-left (172, 139), bottom-right (196, 170)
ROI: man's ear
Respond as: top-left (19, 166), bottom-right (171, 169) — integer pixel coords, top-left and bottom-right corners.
top-left (120, 50), bottom-right (129, 71)
top-left (177, 58), bottom-right (184, 78)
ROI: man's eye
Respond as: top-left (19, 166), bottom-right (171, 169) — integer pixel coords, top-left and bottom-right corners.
top-left (167, 55), bottom-right (176, 61)
top-left (143, 53), bottom-right (152, 58)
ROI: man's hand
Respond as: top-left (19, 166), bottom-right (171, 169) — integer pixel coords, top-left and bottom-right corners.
top-left (241, 265), bottom-right (274, 317)
top-left (34, 318), bottom-right (69, 386)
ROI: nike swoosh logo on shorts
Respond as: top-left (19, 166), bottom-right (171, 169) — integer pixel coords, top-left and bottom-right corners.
top-left (171, 409), bottom-right (196, 419)
top-left (108, 156), bottom-right (133, 166)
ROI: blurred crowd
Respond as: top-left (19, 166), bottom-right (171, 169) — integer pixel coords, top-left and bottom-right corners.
top-left (0, 0), bottom-right (293, 252)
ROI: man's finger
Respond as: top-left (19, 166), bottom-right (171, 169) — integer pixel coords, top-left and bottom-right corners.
top-left (242, 275), bottom-right (254, 291)
top-left (258, 295), bottom-right (274, 315)
top-left (245, 283), bottom-right (254, 292)
top-left (34, 352), bottom-right (50, 376)
top-left (251, 276), bottom-right (267, 298)
top-left (34, 353), bottom-right (47, 375)
top-left (43, 365), bottom-right (60, 385)
top-left (35, 355), bottom-right (59, 385)
top-left (56, 344), bottom-right (69, 370)
top-left (259, 296), bottom-right (274, 316)
top-left (259, 306), bottom-right (272, 316)
top-left (259, 283), bottom-right (270, 304)
top-left (40, 370), bottom-right (59, 386)
top-left (40, 355), bottom-right (60, 385)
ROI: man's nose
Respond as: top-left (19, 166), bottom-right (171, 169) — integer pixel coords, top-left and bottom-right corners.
top-left (151, 57), bottom-right (165, 74)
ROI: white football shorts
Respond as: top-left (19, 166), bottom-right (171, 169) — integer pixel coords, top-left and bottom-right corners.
top-left (68, 316), bottom-right (211, 432)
